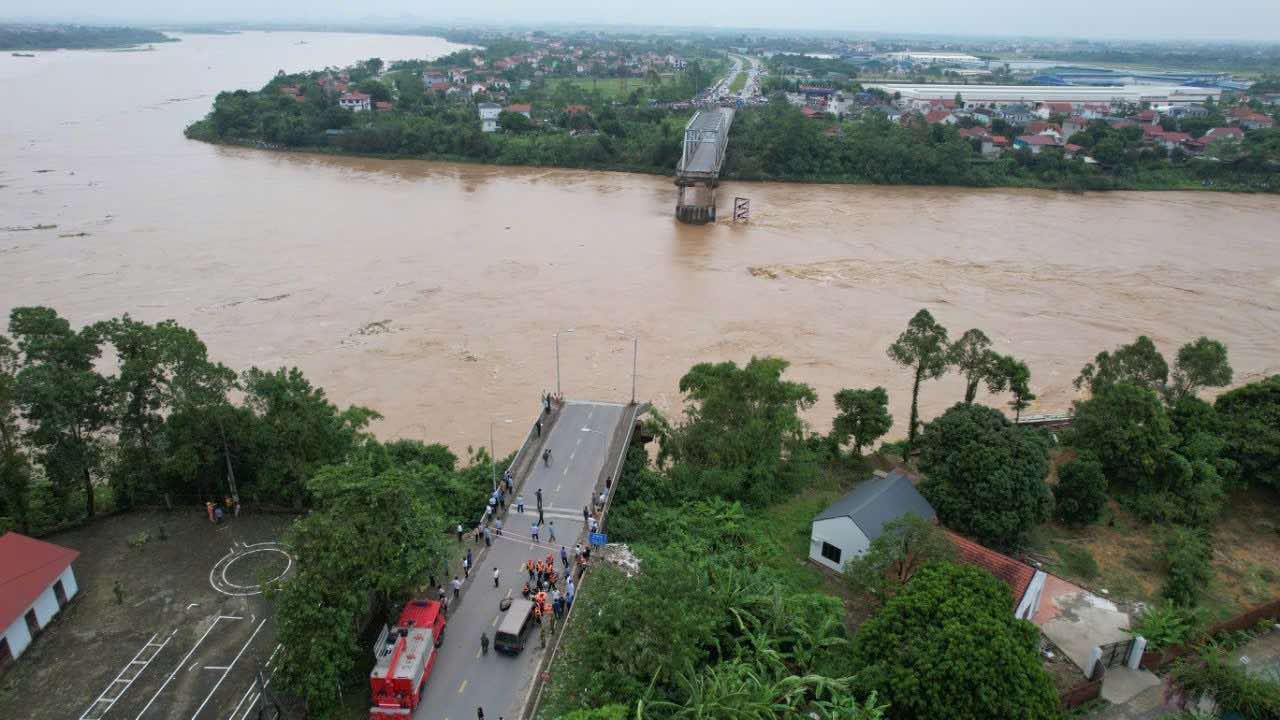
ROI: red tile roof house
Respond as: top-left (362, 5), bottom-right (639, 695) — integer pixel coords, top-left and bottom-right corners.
top-left (810, 475), bottom-right (1135, 679)
top-left (1014, 134), bottom-right (1062, 154)
top-left (946, 531), bottom-right (1135, 679)
top-left (924, 110), bottom-right (958, 125)
top-left (505, 103), bottom-right (533, 118)
top-left (1, 532), bottom-right (79, 663)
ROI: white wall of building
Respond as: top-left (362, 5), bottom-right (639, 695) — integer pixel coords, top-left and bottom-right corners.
top-left (2, 566), bottom-right (77, 660)
top-left (809, 517), bottom-right (870, 572)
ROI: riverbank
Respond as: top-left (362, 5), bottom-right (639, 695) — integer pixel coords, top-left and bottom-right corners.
top-left (184, 127), bottom-right (1274, 194)
top-left (185, 85), bottom-right (1279, 194)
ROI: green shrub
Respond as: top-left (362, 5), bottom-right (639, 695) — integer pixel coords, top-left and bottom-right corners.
top-left (1169, 651), bottom-right (1280, 718)
top-left (1128, 603), bottom-right (1209, 651)
top-left (1053, 452), bottom-right (1108, 526)
top-left (1161, 527), bottom-right (1214, 606)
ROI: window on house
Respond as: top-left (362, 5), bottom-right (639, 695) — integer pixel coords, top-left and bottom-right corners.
top-left (53, 580), bottom-right (67, 608)
top-left (0, 637), bottom-right (11, 668)
top-left (24, 609), bottom-right (39, 637)
top-left (820, 542), bottom-right (842, 565)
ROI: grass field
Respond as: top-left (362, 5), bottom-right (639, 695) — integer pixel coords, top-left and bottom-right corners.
top-left (728, 71), bottom-right (747, 93)
top-left (545, 76), bottom-right (662, 99)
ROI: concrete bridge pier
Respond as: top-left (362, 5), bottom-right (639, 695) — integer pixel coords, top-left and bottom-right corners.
top-left (675, 181), bottom-right (717, 225)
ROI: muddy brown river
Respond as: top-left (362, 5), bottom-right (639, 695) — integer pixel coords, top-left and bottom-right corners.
top-left (2, 32), bottom-right (1278, 452)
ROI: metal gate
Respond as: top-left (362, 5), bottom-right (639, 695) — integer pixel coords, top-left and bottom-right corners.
top-left (1099, 638), bottom-right (1135, 670)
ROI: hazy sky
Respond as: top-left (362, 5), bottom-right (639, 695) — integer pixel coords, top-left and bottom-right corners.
top-left (11, 0), bottom-right (1280, 42)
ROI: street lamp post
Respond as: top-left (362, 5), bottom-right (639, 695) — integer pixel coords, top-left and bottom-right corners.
top-left (489, 418), bottom-right (512, 491)
top-left (615, 330), bottom-right (639, 405)
top-left (554, 328), bottom-right (574, 398)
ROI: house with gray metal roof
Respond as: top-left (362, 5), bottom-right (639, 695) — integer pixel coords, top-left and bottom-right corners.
top-left (809, 470), bottom-right (936, 572)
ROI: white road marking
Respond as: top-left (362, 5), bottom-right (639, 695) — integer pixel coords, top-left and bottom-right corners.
top-left (190, 617), bottom-right (267, 720)
top-left (134, 617), bottom-right (230, 720)
top-left (79, 630), bottom-right (174, 720)
top-left (226, 643), bottom-right (280, 720)
top-left (203, 666), bottom-right (230, 671)
top-left (457, 679), bottom-right (468, 694)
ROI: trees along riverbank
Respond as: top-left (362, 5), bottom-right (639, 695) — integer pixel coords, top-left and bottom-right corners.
top-left (186, 57), bottom-right (1280, 192)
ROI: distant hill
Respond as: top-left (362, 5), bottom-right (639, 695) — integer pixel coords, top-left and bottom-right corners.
top-left (0, 24), bottom-right (176, 50)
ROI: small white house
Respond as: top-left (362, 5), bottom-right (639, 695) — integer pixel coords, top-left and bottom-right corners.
top-left (1, 532), bottom-right (79, 664)
top-left (809, 470), bottom-right (936, 572)
top-left (477, 102), bottom-right (502, 133)
top-left (338, 92), bottom-right (371, 112)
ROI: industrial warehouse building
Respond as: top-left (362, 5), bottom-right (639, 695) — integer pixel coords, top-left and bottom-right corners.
top-left (0, 532), bottom-right (80, 665)
top-left (809, 470), bottom-right (937, 572)
top-left (865, 83), bottom-right (1222, 107)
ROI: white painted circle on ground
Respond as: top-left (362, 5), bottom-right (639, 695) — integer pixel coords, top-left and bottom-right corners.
top-left (209, 542), bottom-right (293, 596)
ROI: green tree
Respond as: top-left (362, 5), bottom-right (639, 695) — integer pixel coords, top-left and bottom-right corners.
top-left (0, 335), bottom-right (33, 533)
top-left (270, 450), bottom-right (447, 715)
top-left (1070, 382), bottom-right (1174, 492)
top-left (851, 561), bottom-right (1060, 720)
top-left (830, 387), bottom-right (892, 457)
top-left (1215, 375), bottom-right (1280, 491)
top-left (8, 307), bottom-right (112, 519)
top-left (498, 109), bottom-right (533, 133)
top-left (1053, 451), bottom-right (1108, 526)
top-left (1074, 335), bottom-right (1169, 396)
top-left (918, 403), bottom-right (1052, 549)
top-left (1168, 337), bottom-right (1232, 402)
top-left (844, 513), bottom-right (953, 604)
top-left (886, 309), bottom-right (950, 456)
top-left (949, 328), bottom-right (999, 404)
top-left (656, 357), bottom-right (817, 506)
top-left (1161, 527), bottom-right (1213, 607)
top-left (94, 316), bottom-right (235, 508)
top-left (240, 367), bottom-right (379, 505)
top-left (994, 354), bottom-right (1036, 421)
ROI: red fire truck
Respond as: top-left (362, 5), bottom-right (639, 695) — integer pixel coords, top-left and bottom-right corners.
top-left (369, 599), bottom-right (446, 718)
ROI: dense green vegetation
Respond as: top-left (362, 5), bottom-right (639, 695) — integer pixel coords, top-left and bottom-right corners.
top-left (918, 403), bottom-right (1052, 549)
top-left (0, 24), bottom-right (174, 50)
top-left (186, 56), bottom-right (1280, 192)
top-left (725, 98), bottom-right (1280, 191)
top-left (539, 352), bottom-right (1060, 719)
top-left (0, 307), bottom-right (494, 536)
top-left (851, 562), bottom-right (1060, 720)
top-left (270, 444), bottom-right (461, 715)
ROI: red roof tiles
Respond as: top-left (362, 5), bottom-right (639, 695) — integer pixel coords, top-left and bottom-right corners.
top-left (946, 531), bottom-right (1034, 607)
top-left (0, 532), bottom-right (78, 631)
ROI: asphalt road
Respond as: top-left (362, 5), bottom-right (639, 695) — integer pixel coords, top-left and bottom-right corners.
top-left (415, 401), bottom-right (625, 720)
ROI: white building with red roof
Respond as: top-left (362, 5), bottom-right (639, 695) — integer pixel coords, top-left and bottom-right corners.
top-left (1, 532), bottom-right (79, 663)
top-left (338, 92), bottom-right (371, 112)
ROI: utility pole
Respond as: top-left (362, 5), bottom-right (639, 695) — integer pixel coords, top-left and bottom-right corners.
top-left (218, 420), bottom-right (239, 505)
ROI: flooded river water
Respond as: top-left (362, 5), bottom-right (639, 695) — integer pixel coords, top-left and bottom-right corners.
top-left (2, 31), bottom-right (1278, 451)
